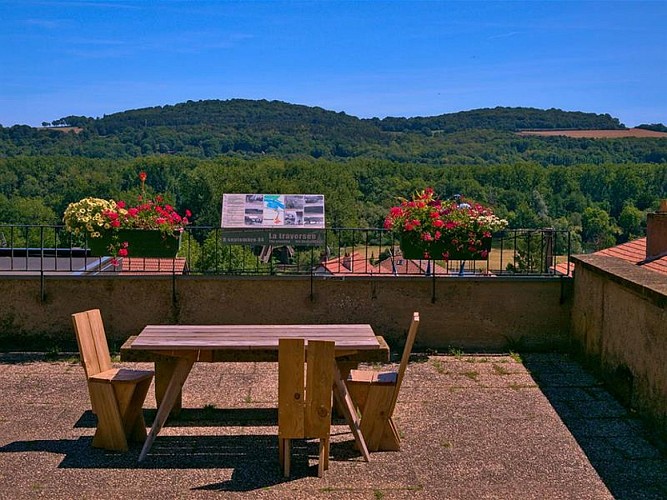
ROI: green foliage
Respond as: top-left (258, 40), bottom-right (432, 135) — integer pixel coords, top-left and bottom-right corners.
top-left (582, 206), bottom-right (621, 251)
top-left (0, 101), bottom-right (665, 255)
top-left (618, 203), bottom-right (645, 242)
top-left (1, 101), bottom-right (664, 164)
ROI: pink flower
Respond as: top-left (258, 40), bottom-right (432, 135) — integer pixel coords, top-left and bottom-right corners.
top-left (118, 248), bottom-right (128, 257)
top-left (116, 201), bottom-right (126, 209)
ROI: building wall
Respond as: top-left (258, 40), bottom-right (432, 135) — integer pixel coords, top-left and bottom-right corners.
top-left (0, 275), bottom-right (572, 352)
top-left (570, 255), bottom-right (667, 434)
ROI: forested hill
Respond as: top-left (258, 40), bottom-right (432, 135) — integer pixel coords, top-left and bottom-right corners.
top-left (2, 99), bottom-right (664, 164)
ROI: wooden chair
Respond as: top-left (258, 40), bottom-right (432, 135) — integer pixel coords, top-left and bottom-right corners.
top-left (71, 309), bottom-right (154, 451)
top-left (346, 312), bottom-right (420, 452)
top-left (278, 338), bottom-right (335, 478)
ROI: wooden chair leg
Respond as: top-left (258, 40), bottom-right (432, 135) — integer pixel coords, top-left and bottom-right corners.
top-left (376, 417), bottom-right (401, 451)
top-left (319, 436), bottom-right (330, 477)
top-left (282, 438), bottom-right (291, 477)
top-left (89, 382), bottom-right (128, 451)
top-left (124, 378), bottom-right (152, 443)
top-left (358, 385), bottom-right (395, 452)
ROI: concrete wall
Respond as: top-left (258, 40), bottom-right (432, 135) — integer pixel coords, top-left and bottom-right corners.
top-left (570, 255), bottom-right (667, 434)
top-left (0, 275), bottom-right (572, 352)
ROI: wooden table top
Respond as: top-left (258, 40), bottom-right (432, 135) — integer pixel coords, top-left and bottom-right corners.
top-left (129, 324), bottom-right (381, 351)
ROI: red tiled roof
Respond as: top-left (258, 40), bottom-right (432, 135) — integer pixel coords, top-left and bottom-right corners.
top-left (558, 237), bottom-right (667, 277)
top-left (317, 251), bottom-right (368, 274)
top-left (120, 257), bottom-right (187, 275)
top-left (372, 256), bottom-right (448, 275)
top-left (316, 251), bottom-right (450, 276)
top-left (596, 237), bottom-right (667, 275)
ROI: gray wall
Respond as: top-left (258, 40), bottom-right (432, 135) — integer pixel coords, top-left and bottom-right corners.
top-left (570, 255), bottom-right (667, 434)
top-left (0, 275), bottom-right (572, 352)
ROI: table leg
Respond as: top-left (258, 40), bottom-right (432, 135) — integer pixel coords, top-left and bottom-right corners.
top-left (332, 365), bottom-right (370, 462)
top-left (333, 361), bottom-right (358, 417)
top-left (155, 358), bottom-right (183, 416)
top-left (138, 355), bottom-right (195, 462)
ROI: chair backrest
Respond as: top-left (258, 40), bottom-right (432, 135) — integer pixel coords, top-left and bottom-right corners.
top-left (71, 309), bottom-right (113, 379)
top-left (278, 338), bottom-right (335, 439)
top-left (388, 311), bottom-right (420, 414)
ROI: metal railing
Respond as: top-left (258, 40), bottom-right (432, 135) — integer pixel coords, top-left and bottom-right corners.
top-left (0, 225), bottom-right (571, 277)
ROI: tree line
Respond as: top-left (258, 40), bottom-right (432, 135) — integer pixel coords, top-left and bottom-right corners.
top-left (1, 155), bottom-right (665, 253)
top-left (2, 100), bottom-right (665, 164)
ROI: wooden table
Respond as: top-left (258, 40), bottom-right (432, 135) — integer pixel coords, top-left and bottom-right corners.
top-left (122, 324), bottom-right (389, 462)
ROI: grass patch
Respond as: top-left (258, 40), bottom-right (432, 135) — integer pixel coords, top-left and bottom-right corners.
top-left (431, 359), bottom-right (448, 374)
top-left (448, 347), bottom-right (464, 359)
top-left (462, 370), bottom-right (479, 381)
top-left (441, 440), bottom-right (453, 448)
top-left (509, 382), bottom-right (536, 391)
top-left (374, 490), bottom-right (384, 500)
top-left (509, 351), bottom-right (523, 364)
top-left (492, 364), bottom-right (511, 375)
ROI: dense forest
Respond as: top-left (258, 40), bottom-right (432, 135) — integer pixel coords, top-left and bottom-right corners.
top-left (2, 100), bottom-right (665, 164)
top-left (1, 100), bottom-right (666, 253)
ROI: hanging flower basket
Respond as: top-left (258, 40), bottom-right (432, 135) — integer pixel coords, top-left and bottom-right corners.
top-left (399, 235), bottom-right (492, 261)
top-left (87, 229), bottom-right (181, 258)
top-left (386, 188), bottom-right (507, 261)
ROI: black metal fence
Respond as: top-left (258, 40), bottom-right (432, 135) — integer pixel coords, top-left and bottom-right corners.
top-left (0, 224), bottom-right (572, 277)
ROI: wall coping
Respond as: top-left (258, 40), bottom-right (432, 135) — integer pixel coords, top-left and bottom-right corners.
top-left (0, 273), bottom-right (570, 284)
top-left (571, 254), bottom-right (667, 308)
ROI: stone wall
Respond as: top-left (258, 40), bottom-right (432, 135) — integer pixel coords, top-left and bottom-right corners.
top-left (0, 275), bottom-right (572, 352)
top-left (570, 254), bottom-right (667, 434)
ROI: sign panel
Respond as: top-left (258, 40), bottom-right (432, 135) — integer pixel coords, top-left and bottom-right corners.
top-left (221, 194), bottom-right (325, 246)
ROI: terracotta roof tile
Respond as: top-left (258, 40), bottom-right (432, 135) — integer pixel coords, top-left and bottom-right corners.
top-left (560, 238), bottom-right (667, 277)
top-left (120, 257), bottom-right (187, 275)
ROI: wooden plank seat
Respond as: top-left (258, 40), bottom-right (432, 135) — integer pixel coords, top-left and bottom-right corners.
top-left (346, 312), bottom-right (420, 452)
top-left (72, 309), bottom-right (154, 451)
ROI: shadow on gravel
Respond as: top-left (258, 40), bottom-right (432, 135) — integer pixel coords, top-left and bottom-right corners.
top-left (523, 353), bottom-right (667, 500)
top-left (0, 432), bottom-right (362, 491)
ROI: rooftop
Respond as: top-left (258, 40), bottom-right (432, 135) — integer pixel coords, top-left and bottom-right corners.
top-left (554, 237), bottom-right (667, 277)
top-left (1, 352), bottom-right (665, 499)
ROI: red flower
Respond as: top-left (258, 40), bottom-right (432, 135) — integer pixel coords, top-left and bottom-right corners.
top-left (138, 171), bottom-right (147, 182)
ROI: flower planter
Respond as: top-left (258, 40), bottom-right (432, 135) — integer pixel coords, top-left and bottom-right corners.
top-left (400, 236), bottom-right (492, 261)
top-left (87, 229), bottom-right (181, 258)
top-left (398, 237), bottom-right (432, 260)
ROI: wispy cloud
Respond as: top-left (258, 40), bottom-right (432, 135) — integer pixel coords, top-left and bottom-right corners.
top-left (26, 1), bottom-right (141, 10)
top-left (487, 31), bottom-right (521, 40)
top-left (24, 18), bottom-right (63, 29)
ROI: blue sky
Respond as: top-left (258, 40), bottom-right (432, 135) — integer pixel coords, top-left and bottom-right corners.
top-left (1, 0), bottom-right (666, 127)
